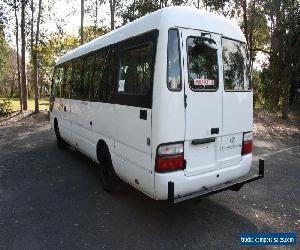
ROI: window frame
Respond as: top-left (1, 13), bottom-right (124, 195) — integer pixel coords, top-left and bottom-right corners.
top-left (51, 65), bottom-right (64, 99)
top-left (52, 29), bottom-right (158, 108)
top-left (71, 58), bottom-right (84, 100)
top-left (61, 62), bottom-right (73, 99)
top-left (113, 29), bottom-right (159, 109)
top-left (222, 36), bottom-right (252, 92)
top-left (91, 47), bottom-right (111, 102)
top-left (82, 54), bottom-right (95, 101)
top-left (118, 41), bottom-right (154, 96)
top-left (167, 28), bottom-right (182, 92)
top-left (186, 35), bottom-right (220, 92)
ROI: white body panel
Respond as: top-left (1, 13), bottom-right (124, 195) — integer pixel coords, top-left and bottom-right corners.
top-left (50, 6), bottom-right (253, 200)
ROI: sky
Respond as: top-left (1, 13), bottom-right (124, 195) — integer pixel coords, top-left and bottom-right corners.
top-left (44, 0), bottom-right (111, 35)
top-left (3, 0), bottom-right (111, 45)
top-left (3, 0), bottom-right (266, 70)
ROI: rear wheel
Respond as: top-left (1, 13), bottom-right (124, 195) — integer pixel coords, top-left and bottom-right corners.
top-left (97, 144), bottom-right (119, 192)
top-left (54, 119), bottom-right (67, 150)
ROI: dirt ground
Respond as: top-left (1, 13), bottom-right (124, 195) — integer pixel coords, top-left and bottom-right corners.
top-left (0, 111), bottom-right (299, 249)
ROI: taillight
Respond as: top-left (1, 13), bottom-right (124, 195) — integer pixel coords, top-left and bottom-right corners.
top-left (242, 132), bottom-right (253, 155)
top-left (155, 143), bottom-right (185, 172)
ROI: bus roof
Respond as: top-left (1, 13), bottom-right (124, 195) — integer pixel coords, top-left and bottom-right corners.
top-left (56, 6), bottom-right (246, 65)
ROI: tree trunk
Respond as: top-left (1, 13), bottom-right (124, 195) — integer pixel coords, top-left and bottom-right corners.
top-left (80, 0), bottom-right (84, 44)
top-left (282, 79), bottom-right (289, 120)
top-left (94, 0), bottom-right (98, 32)
top-left (33, 0), bottom-right (42, 113)
top-left (109, 0), bottom-right (115, 30)
top-left (14, 0), bottom-right (22, 112)
top-left (21, 0), bottom-right (28, 110)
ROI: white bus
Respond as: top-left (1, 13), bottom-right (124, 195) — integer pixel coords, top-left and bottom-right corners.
top-left (50, 6), bottom-right (264, 203)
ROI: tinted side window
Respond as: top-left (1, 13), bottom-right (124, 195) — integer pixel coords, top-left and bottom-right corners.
top-left (107, 48), bottom-right (117, 102)
top-left (62, 64), bottom-right (72, 98)
top-left (187, 37), bottom-right (219, 91)
top-left (222, 38), bottom-right (250, 91)
top-left (118, 43), bottom-right (153, 95)
top-left (72, 59), bottom-right (83, 99)
top-left (167, 29), bottom-right (181, 91)
top-left (93, 49), bottom-right (109, 102)
top-left (52, 66), bottom-right (64, 98)
top-left (83, 55), bottom-right (94, 100)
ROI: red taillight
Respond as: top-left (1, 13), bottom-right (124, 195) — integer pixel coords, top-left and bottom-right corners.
top-left (156, 155), bottom-right (184, 171)
top-left (242, 140), bottom-right (252, 155)
top-left (155, 143), bottom-right (185, 172)
top-left (242, 132), bottom-right (253, 155)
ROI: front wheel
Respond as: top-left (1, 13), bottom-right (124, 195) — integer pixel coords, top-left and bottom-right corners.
top-left (97, 145), bottom-right (119, 192)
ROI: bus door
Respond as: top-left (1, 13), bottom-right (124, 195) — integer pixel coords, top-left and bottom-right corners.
top-left (181, 29), bottom-right (223, 176)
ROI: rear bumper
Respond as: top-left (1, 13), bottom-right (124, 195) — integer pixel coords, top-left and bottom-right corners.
top-left (168, 159), bottom-right (264, 204)
top-left (154, 154), bottom-right (254, 200)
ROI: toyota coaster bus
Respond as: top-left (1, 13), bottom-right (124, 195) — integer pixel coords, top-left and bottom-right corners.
top-left (50, 6), bottom-right (264, 203)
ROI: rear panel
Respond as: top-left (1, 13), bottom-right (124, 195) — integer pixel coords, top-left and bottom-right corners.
top-left (181, 28), bottom-right (252, 176)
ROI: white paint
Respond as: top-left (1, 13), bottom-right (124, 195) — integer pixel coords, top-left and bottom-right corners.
top-left (50, 6), bottom-right (253, 200)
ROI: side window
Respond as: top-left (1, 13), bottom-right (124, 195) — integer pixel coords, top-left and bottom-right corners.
top-left (62, 63), bottom-right (72, 98)
top-left (118, 43), bottom-right (153, 95)
top-left (83, 55), bottom-right (94, 100)
top-left (167, 29), bottom-right (181, 91)
top-left (93, 49), bottom-right (109, 102)
top-left (187, 36), bottom-right (219, 91)
top-left (222, 38), bottom-right (250, 91)
top-left (72, 59), bottom-right (83, 99)
top-left (52, 66), bottom-right (64, 98)
top-left (107, 48), bottom-right (117, 102)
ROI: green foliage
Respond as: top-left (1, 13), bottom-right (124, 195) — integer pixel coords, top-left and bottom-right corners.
top-left (0, 27), bottom-right (18, 98)
top-left (37, 26), bottom-right (109, 83)
top-left (0, 99), bottom-right (13, 117)
top-left (37, 33), bottom-right (79, 79)
top-left (82, 26), bottom-right (110, 43)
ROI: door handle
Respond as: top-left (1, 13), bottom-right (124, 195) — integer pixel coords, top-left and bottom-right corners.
top-left (140, 110), bottom-right (147, 120)
top-left (192, 137), bottom-right (215, 145)
top-left (211, 127), bottom-right (219, 134)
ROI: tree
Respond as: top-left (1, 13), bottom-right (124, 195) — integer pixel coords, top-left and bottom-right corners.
top-left (20, 0), bottom-right (28, 110)
top-left (264, 0), bottom-right (300, 118)
top-left (0, 27), bottom-right (19, 98)
top-left (13, 0), bottom-right (22, 111)
top-left (30, 0), bottom-right (42, 113)
top-left (80, 0), bottom-right (84, 44)
top-left (82, 25), bottom-right (110, 43)
top-left (37, 33), bottom-right (79, 82)
top-left (109, 0), bottom-right (116, 30)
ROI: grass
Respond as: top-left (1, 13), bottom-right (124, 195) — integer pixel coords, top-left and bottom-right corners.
top-left (0, 98), bottom-right (49, 112)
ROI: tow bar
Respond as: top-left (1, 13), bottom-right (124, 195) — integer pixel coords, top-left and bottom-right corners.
top-left (168, 159), bottom-right (265, 204)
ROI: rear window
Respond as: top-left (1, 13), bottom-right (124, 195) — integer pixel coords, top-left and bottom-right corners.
top-left (222, 38), bottom-right (250, 91)
top-left (167, 29), bottom-right (181, 91)
top-left (187, 37), bottom-right (219, 91)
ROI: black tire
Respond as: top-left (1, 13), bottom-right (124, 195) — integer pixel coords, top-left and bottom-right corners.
top-left (54, 120), bottom-right (67, 150)
top-left (97, 144), bottom-right (119, 192)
